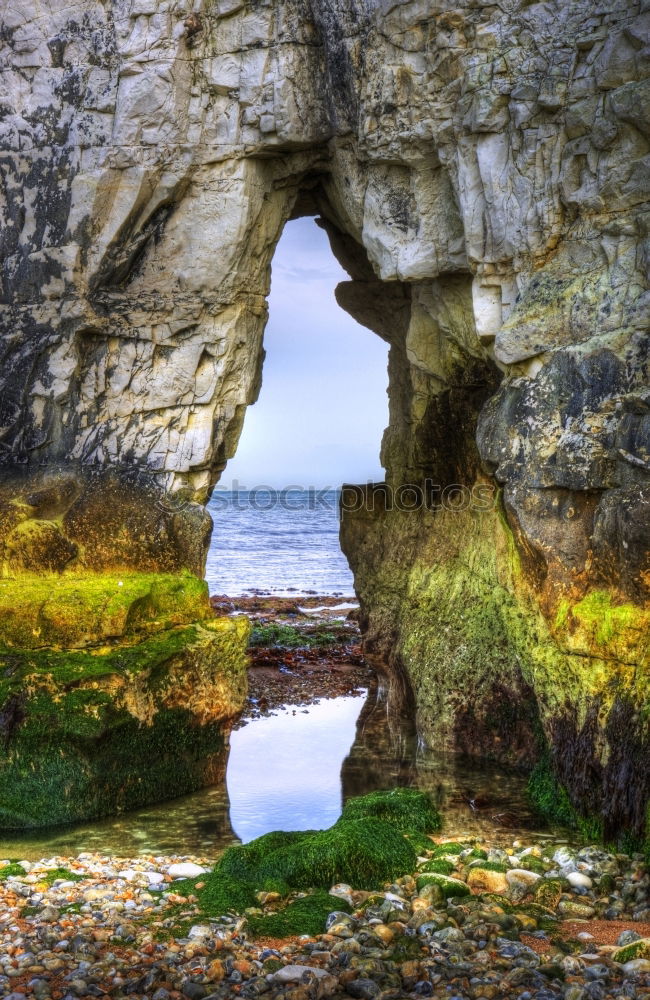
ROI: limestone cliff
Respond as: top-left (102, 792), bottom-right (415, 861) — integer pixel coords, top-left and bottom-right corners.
top-left (0, 0), bottom-right (648, 837)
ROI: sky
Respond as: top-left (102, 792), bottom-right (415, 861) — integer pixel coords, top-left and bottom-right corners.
top-left (220, 216), bottom-right (390, 490)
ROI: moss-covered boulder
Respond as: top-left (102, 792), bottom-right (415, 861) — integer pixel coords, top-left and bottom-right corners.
top-left (415, 873), bottom-right (470, 898)
top-left (533, 878), bottom-right (566, 910)
top-left (170, 789), bottom-right (440, 934)
top-left (339, 787), bottom-right (441, 833)
top-left (0, 572), bottom-right (212, 649)
top-left (0, 573), bottom-right (249, 829)
top-left (466, 864), bottom-right (509, 894)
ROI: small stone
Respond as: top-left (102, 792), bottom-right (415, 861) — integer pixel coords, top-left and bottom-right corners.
top-left (345, 978), bottom-right (379, 999)
top-left (557, 900), bottom-right (596, 919)
top-left (181, 981), bottom-right (208, 999)
top-left (273, 965), bottom-right (330, 983)
top-left (621, 959), bottom-right (650, 975)
top-left (329, 883), bottom-right (354, 905)
top-left (506, 869), bottom-right (541, 890)
top-left (188, 924), bottom-right (213, 939)
top-left (168, 863), bottom-right (208, 879)
top-left (612, 938), bottom-right (650, 963)
top-left (616, 929), bottom-right (641, 946)
top-left (567, 872), bottom-right (593, 890)
top-left (468, 868), bottom-right (509, 894)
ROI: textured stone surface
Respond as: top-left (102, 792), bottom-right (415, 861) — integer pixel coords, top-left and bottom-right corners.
top-left (0, 0), bottom-right (648, 835)
top-left (0, 583), bottom-right (249, 829)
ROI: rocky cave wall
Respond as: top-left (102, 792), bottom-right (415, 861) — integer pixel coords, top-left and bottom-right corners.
top-left (0, 0), bottom-right (648, 835)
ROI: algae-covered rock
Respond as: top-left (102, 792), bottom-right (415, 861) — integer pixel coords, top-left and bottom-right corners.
top-left (0, 574), bottom-right (249, 829)
top-left (557, 900), bottom-right (596, 919)
top-left (254, 818), bottom-right (417, 891)
top-left (415, 874), bottom-right (470, 898)
top-left (173, 789), bottom-right (438, 932)
top-left (418, 859), bottom-right (455, 876)
top-left (612, 939), bottom-right (650, 964)
top-left (467, 865), bottom-right (509, 894)
top-left (534, 879), bottom-right (567, 910)
top-left (0, 572), bottom-right (211, 649)
top-left (339, 787), bottom-right (442, 833)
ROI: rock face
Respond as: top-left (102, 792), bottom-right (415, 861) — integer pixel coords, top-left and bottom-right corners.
top-left (0, 0), bottom-right (648, 837)
top-left (0, 574), bottom-right (248, 828)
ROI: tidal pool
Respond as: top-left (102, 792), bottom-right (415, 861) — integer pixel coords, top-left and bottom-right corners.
top-left (0, 685), bottom-right (571, 861)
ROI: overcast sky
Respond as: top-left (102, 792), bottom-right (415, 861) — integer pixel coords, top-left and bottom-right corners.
top-left (221, 217), bottom-right (389, 489)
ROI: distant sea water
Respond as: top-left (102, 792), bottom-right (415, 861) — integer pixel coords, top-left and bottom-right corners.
top-left (205, 488), bottom-right (355, 596)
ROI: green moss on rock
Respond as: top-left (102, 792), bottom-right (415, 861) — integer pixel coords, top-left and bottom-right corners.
top-left (0, 863), bottom-right (24, 879)
top-left (171, 790), bottom-right (437, 932)
top-left (343, 492), bottom-right (649, 842)
top-left (0, 572), bottom-right (211, 649)
top-left (0, 610), bottom-right (249, 829)
top-left (468, 860), bottom-right (508, 873)
top-left (418, 859), bottom-right (455, 875)
top-left (527, 752), bottom-right (603, 841)
top-left (432, 842), bottom-right (468, 857)
top-left (255, 818), bottom-right (416, 891)
top-left (534, 878), bottom-right (567, 910)
top-left (247, 891), bottom-right (350, 938)
top-left (340, 787), bottom-right (441, 833)
top-left (612, 938), bottom-right (650, 964)
top-left (415, 873), bottom-right (470, 897)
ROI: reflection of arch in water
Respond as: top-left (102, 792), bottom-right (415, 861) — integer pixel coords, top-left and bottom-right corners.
top-left (340, 679), bottom-right (419, 802)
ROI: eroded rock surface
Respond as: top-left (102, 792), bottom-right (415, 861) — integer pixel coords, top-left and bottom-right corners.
top-left (0, 0), bottom-right (648, 836)
top-left (0, 574), bottom-right (249, 828)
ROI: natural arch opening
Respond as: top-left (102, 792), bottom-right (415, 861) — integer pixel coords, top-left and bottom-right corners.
top-left (205, 215), bottom-right (389, 597)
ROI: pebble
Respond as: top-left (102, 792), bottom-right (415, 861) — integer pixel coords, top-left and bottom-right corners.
top-left (568, 872), bottom-right (594, 890)
top-left (168, 862), bottom-right (208, 878)
top-left (0, 840), bottom-right (646, 1000)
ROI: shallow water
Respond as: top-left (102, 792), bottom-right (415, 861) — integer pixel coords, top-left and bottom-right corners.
top-left (206, 490), bottom-right (354, 596)
top-left (0, 685), bottom-right (571, 861)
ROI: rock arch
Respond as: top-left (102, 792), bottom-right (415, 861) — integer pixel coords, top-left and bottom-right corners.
top-left (0, 0), bottom-right (648, 838)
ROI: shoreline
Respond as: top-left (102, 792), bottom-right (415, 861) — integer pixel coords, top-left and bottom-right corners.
top-left (1, 832), bottom-right (647, 999)
top-left (2, 599), bottom-right (647, 998)
top-left (210, 593), bottom-right (373, 723)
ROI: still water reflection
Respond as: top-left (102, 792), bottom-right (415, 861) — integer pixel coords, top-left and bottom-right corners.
top-left (0, 684), bottom-right (571, 861)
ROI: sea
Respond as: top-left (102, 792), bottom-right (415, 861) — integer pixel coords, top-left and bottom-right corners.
top-left (205, 488), bottom-right (355, 596)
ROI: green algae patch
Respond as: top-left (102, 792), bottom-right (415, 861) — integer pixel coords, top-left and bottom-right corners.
top-left (0, 863), bottom-right (25, 879)
top-left (39, 867), bottom-right (86, 885)
top-left (0, 572), bottom-right (211, 649)
top-left (247, 891), bottom-right (350, 938)
top-left (339, 787), bottom-right (441, 833)
top-left (257, 818), bottom-right (416, 890)
top-left (418, 858), bottom-right (455, 875)
top-left (0, 707), bottom-right (230, 829)
top-left (612, 938), bottom-right (650, 964)
top-left (0, 615), bottom-right (249, 829)
top-left (432, 842), bottom-right (468, 857)
top-left (557, 591), bottom-right (649, 662)
top-left (415, 873), bottom-right (470, 897)
top-left (467, 860), bottom-right (508, 873)
top-left (462, 848), bottom-right (489, 861)
top-left (249, 623), bottom-right (340, 649)
top-left (527, 753), bottom-right (603, 841)
top-left (167, 790), bottom-right (438, 934)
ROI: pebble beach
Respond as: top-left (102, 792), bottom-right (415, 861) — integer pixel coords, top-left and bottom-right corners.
top-left (1, 840), bottom-right (648, 1000)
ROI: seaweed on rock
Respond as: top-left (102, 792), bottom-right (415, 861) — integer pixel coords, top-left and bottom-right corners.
top-left (171, 789), bottom-right (440, 936)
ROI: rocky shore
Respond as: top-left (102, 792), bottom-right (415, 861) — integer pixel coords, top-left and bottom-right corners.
top-left (210, 595), bottom-right (372, 721)
top-left (1, 829), bottom-right (648, 1000)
